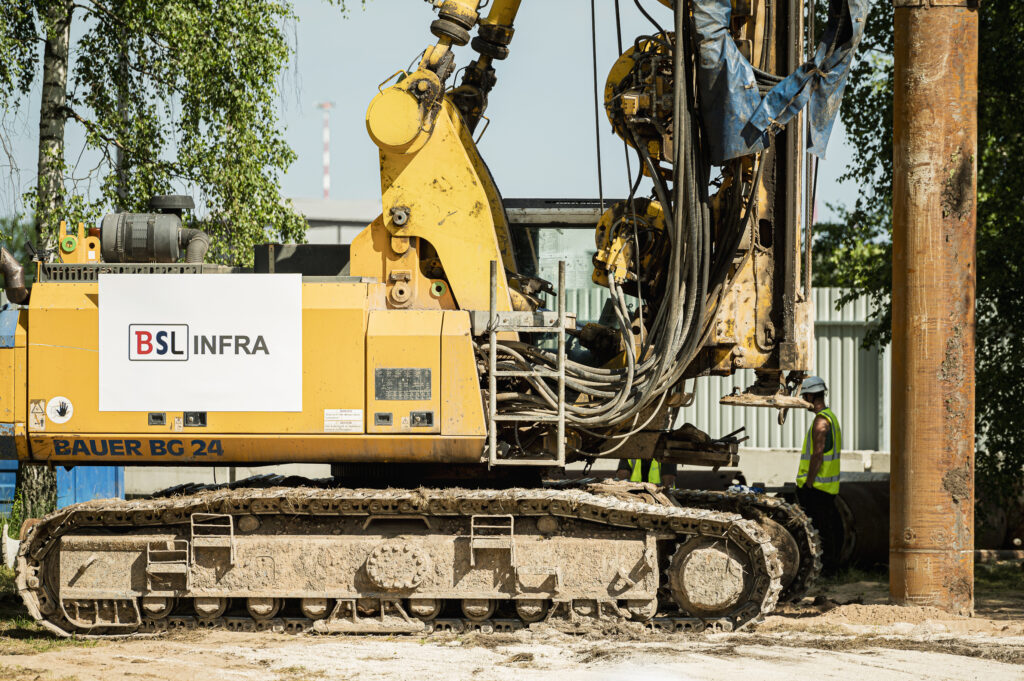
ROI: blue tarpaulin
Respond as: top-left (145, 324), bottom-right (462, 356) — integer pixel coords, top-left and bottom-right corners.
top-left (693, 0), bottom-right (868, 164)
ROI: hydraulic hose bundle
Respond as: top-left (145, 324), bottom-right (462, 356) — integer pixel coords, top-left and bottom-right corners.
top-left (483, 6), bottom-right (762, 447)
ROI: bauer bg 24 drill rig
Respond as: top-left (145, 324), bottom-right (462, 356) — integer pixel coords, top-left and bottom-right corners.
top-left (6, 0), bottom-right (864, 635)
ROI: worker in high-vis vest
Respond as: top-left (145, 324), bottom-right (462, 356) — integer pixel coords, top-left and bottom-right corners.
top-left (616, 457), bottom-right (677, 488)
top-left (795, 375), bottom-right (842, 571)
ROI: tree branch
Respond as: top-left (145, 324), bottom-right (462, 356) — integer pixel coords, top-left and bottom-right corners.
top-left (63, 105), bottom-right (124, 150)
top-left (71, 0), bottom-right (172, 51)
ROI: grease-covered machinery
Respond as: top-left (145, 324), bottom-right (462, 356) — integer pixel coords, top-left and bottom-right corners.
top-left (7, 0), bottom-right (864, 635)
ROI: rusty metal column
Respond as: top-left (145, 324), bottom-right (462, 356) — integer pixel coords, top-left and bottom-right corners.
top-left (890, 0), bottom-right (978, 615)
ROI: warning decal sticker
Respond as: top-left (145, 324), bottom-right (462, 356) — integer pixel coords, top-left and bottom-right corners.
top-left (29, 399), bottom-right (45, 431)
top-left (324, 409), bottom-right (363, 433)
top-left (46, 396), bottom-right (74, 424)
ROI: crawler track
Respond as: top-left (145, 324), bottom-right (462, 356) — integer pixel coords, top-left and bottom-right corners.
top-left (672, 489), bottom-right (822, 602)
top-left (17, 483), bottom-right (783, 637)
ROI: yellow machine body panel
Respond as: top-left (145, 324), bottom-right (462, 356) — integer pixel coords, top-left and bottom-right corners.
top-left (0, 308), bottom-right (28, 460)
top-left (18, 279), bottom-right (486, 465)
top-left (354, 99), bottom-right (514, 313)
top-left (366, 310), bottom-right (443, 434)
top-left (440, 311), bottom-right (486, 437)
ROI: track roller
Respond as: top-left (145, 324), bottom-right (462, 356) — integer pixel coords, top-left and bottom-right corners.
top-left (514, 599), bottom-right (548, 623)
top-left (194, 597), bottom-right (228, 620)
top-left (247, 597), bottom-right (281, 620)
top-left (408, 598), bottom-right (443, 621)
top-left (141, 596), bottom-right (175, 619)
top-left (300, 598), bottom-right (331, 620)
top-left (461, 599), bottom-right (495, 621)
top-left (626, 598), bottom-right (657, 621)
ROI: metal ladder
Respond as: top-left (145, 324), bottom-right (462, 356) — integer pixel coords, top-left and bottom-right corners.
top-left (146, 539), bottom-right (190, 592)
top-left (190, 513), bottom-right (236, 566)
top-left (487, 260), bottom-right (566, 467)
top-left (469, 514), bottom-right (516, 567)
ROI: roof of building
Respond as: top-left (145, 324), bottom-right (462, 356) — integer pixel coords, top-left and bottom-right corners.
top-left (289, 198), bottom-right (381, 223)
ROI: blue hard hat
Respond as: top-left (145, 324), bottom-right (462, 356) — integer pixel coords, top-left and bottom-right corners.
top-left (800, 376), bottom-right (827, 394)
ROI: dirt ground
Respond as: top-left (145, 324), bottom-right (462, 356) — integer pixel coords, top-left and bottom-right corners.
top-left (3, 567), bottom-right (1024, 681)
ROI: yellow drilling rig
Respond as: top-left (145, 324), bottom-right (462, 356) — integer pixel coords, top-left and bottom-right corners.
top-left (5, 0), bottom-right (864, 635)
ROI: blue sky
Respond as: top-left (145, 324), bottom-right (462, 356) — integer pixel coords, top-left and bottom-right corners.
top-left (1, 0), bottom-right (856, 221)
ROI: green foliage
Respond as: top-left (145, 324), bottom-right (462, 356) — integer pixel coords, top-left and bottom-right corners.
top-left (973, 0), bottom-right (1024, 505)
top-left (809, 0), bottom-right (893, 346)
top-left (0, 1), bottom-right (36, 101)
top-left (3, 490), bottom-right (22, 540)
top-left (811, 218), bottom-right (890, 345)
top-left (0, 215), bottom-right (35, 265)
top-left (976, 562), bottom-right (1024, 593)
top-left (0, 565), bottom-right (14, 598)
top-left (0, 0), bottom-right (332, 264)
top-left (813, 0), bottom-right (1024, 502)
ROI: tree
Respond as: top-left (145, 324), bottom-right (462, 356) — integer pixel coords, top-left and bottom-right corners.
top-left (809, 0), bottom-right (893, 347)
top-left (0, 0), bottom-right (325, 523)
top-left (1, 0), bottom-right (309, 255)
top-left (815, 0), bottom-right (1024, 506)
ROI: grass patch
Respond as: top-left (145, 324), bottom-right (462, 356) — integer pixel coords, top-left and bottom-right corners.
top-left (275, 665), bottom-right (328, 680)
top-left (0, 565), bottom-right (15, 598)
top-left (976, 562), bottom-right (1024, 592)
top-left (0, 566), bottom-right (97, 656)
top-left (817, 562), bottom-right (1024, 592)
top-left (0, 663), bottom-right (79, 681)
top-left (817, 566), bottom-right (887, 588)
top-left (708, 633), bottom-right (1024, 665)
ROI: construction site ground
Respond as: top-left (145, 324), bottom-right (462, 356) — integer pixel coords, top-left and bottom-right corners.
top-left (2, 564), bottom-right (1022, 680)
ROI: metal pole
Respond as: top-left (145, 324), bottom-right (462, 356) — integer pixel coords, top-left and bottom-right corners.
top-left (556, 261), bottom-right (566, 466)
top-left (890, 0), bottom-right (978, 615)
top-left (488, 260), bottom-right (498, 465)
top-left (316, 101), bottom-right (335, 200)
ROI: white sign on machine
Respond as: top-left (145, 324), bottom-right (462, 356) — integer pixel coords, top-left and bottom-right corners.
top-left (98, 274), bottom-right (303, 412)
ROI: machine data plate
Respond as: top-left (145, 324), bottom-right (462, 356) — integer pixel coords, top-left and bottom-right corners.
top-left (374, 368), bottom-right (431, 401)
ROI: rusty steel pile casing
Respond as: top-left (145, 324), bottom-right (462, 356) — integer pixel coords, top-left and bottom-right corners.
top-left (890, 0), bottom-right (978, 615)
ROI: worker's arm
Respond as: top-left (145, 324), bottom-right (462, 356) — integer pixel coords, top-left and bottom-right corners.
top-left (803, 415), bottom-right (830, 487)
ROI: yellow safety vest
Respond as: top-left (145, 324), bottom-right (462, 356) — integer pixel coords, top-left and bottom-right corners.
top-left (628, 458), bottom-right (661, 484)
top-left (796, 407), bottom-right (842, 495)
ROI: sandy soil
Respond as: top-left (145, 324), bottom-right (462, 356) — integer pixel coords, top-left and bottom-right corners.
top-left (3, 581), bottom-right (1023, 681)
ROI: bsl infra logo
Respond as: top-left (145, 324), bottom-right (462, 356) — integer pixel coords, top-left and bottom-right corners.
top-left (129, 324), bottom-right (270, 361)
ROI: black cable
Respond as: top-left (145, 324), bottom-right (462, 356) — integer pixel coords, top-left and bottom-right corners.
top-left (484, 0), bottom-right (735, 434)
top-left (751, 65), bottom-right (784, 83)
top-left (634, 0), bottom-right (667, 36)
top-left (614, 0), bottom-right (625, 53)
top-left (613, 0), bottom-right (635, 192)
top-left (590, 0), bottom-right (605, 212)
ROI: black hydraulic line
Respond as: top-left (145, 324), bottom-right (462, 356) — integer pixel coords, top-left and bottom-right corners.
top-left (613, 0), bottom-right (635, 189)
top-left (751, 65), bottom-right (784, 83)
top-left (487, 1), bottom-right (745, 434)
top-left (634, 0), bottom-right (668, 36)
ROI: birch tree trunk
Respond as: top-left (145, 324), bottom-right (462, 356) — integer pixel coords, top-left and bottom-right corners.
top-left (19, 0), bottom-right (72, 523)
top-left (34, 0), bottom-right (72, 245)
top-left (14, 465), bottom-right (56, 528)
